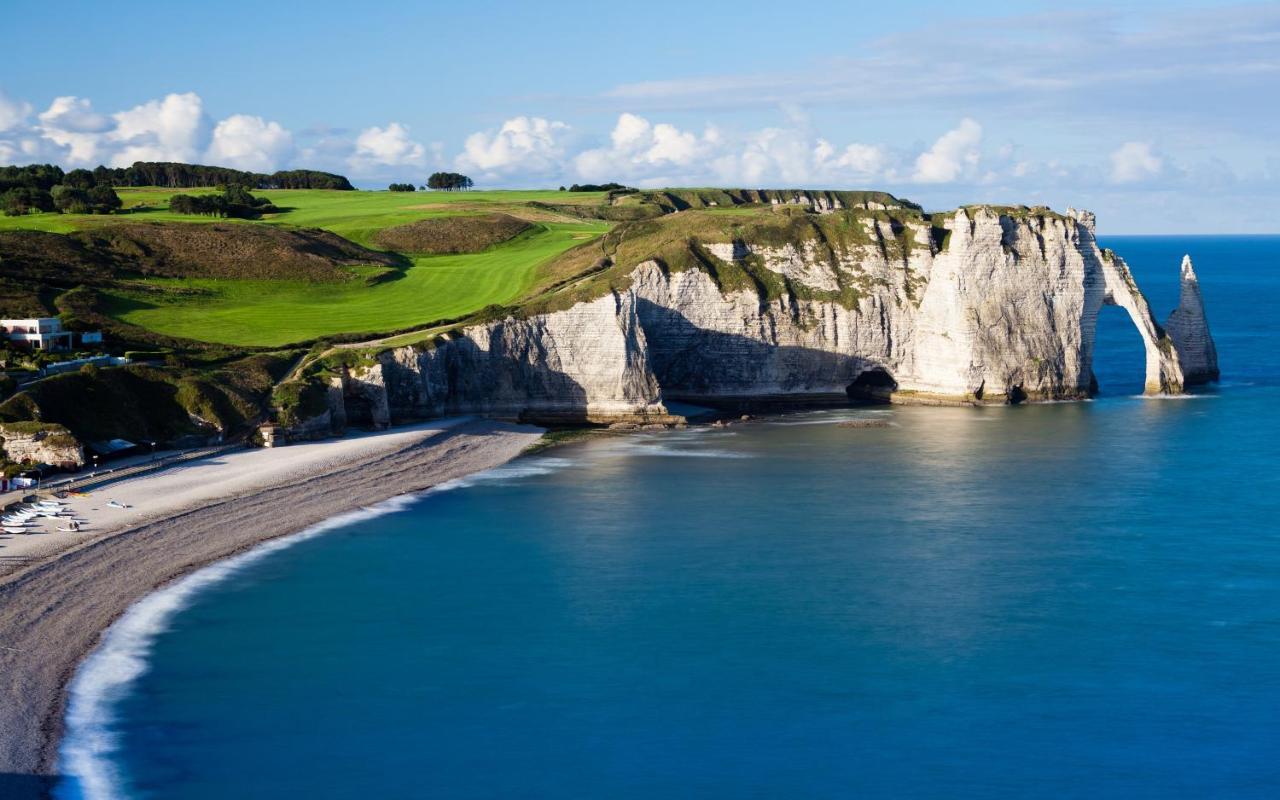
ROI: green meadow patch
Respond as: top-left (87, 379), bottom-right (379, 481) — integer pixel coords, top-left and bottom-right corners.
top-left (101, 221), bottom-right (606, 347)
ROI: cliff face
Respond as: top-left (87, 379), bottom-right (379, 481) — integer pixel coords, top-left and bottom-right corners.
top-left (629, 207), bottom-right (1189, 403)
top-left (305, 205), bottom-right (1216, 431)
top-left (327, 292), bottom-right (674, 427)
top-left (0, 423), bottom-right (85, 469)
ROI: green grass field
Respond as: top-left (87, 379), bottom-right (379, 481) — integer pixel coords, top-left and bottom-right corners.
top-left (2, 188), bottom-right (612, 346)
top-left (0, 188), bottom-right (607, 239)
top-left (102, 220), bottom-right (606, 346)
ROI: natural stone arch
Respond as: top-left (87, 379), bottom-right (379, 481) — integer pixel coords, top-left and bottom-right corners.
top-left (1084, 250), bottom-right (1185, 396)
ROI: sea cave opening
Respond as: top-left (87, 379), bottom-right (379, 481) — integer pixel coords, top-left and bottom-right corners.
top-left (1092, 305), bottom-right (1148, 396)
top-left (846, 368), bottom-right (897, 404)
top-left (343, 392), bottom-right (376, 427)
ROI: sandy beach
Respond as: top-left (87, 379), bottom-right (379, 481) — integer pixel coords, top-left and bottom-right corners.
top-left (0, 417), bottom-right (542, 798)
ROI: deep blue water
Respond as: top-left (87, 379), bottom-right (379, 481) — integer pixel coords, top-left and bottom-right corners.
top-left (60, 236), bottom-right (1280, 799)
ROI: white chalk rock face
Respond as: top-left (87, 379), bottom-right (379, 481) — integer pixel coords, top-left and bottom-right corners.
top-left (629, 207), bottom-right (1199, 403)
top-left (1164, 255), bottom-right (1219, 384)
top-left (329, 291), bottom-right (672, 426)
top-left (309, 205), bottom-right (1218, 429)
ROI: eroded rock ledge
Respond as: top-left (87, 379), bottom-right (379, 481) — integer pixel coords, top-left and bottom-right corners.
top-left (297, 205), bottom-right (1217, 433)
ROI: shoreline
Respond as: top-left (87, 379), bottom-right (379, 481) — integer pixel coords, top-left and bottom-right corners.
top-left (0, 418), bottom-right (543, 799)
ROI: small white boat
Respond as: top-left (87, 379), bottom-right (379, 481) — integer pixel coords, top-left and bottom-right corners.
top-left (106, 500), bottom-right (128, 509)
top-left (3, 527), bottom-right (27, 534)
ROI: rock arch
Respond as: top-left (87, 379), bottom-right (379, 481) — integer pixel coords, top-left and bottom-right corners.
top-left (1090, 251), bottom-right (1184, 395)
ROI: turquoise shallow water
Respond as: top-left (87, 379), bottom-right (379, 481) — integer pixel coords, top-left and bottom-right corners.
top-left (59, 236), bottom-right (1279, 799)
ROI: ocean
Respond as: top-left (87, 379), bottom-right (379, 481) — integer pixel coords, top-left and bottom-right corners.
top-left (57, 236), bottom-right (1280, 799)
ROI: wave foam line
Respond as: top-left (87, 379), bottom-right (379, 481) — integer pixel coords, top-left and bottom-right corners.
top-left (56, 456), bottom-right (569, 800)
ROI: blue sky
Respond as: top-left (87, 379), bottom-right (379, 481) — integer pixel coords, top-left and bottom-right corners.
top-left (2, 0), bottom-right (1277, 233)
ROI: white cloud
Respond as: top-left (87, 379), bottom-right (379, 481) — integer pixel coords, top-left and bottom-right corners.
top-left (0, 89), bottom-right (33, 132)
top-left (37, 96), bottom-right (112, 164)
top-left (38, 96), bottom-right (110, 133)
top-left (0, 135), bottom-right (66, 167)
top-left (351, 122), bottom-right (426, 167)
top-left (107, 92), bottom-right (207, 166)
top-left (565, 112), bottom-right (896, 189)
top-left (910, 118), bottom-right (982, 183)
top-left (1109, 141), bottom-right (1163, 183)
top-left (457, 116), bottom-right (568, 176)
top-left (719, 127), bottom-right (816, 185)
top-left (575, 113), bottom-right (713, 184)
top-left (206, 114), bottom-right (294, 172)
top-left (815, 139), bottom-right (887, 177)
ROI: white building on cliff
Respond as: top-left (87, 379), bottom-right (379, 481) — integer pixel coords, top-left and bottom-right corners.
top-left (1, 318), bottom-right (102, 351)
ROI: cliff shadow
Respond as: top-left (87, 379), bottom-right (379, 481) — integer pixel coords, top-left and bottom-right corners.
top-left (634, 298), bottom-right (894, 409)
top-left (379, 333), bottom-right (594, 424)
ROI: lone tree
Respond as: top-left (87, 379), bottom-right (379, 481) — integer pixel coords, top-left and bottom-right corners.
top-left (426, 172), bottom-right (473, 191)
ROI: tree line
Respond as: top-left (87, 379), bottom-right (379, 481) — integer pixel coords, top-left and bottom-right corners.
top-left (562, 183), bottom-right (634, 192)
top-left (99, 162), bottom-right (354, 190)
top-left (1, 165), bottom-right (122, 216)
top-left (388, 183), bottom-right (417, 192)
top-left (168, 186), bottom-right (279, 219)
top-left (2, 161), bottom-right (353, 195)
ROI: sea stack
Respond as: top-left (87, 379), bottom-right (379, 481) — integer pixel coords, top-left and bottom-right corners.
top-left (1165, 255), bottom-right (1220, 384)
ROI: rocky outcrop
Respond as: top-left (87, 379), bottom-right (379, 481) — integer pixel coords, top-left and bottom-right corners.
top-left (1164, 255), bottom-right (1219, 384)
top-left (300, 203), bottom-right (1217, 430)
top-left (0, 423), bottom-right (85, 468)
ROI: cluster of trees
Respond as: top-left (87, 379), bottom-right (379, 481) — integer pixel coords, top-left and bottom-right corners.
top-left (388, 183), bottom-right (417, 192)
top-left (561, 183), bottom-right (634, 192)
top-left (1, 165), bottom-right (122, 216)
top-left (168, 186), bottom-right (279, 219)
top-left (426, 172), bottom-right (473, 191)
top-left (97, 162), bottom-right (354, 190)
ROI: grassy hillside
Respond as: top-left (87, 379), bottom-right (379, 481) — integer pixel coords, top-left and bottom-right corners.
top-left (100, 220), bottom-right (605, 346)
top-left (0, 188), bottom-right (610, 347)
top-left (0, 188), bottom-right (606, 236)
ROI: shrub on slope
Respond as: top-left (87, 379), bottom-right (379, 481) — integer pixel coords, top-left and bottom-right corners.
top-left (0, 353), bottom-right (296, 445)
top-left (77, 223), bottom-right (402, 281)
top-left (373, 213), bottom-right (532, 255)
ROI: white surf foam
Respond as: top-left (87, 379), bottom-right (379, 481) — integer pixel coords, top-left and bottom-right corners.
top-left (1131, 393), bottom-right (1217, 401)
top-left (56, 456), bottom-right (569, 800)
top-left (628, 445), bottom-right (754, 458)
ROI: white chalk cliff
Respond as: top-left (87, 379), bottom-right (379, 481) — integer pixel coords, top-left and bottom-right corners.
top-left (314, 204), bottom-right (1217, 428)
